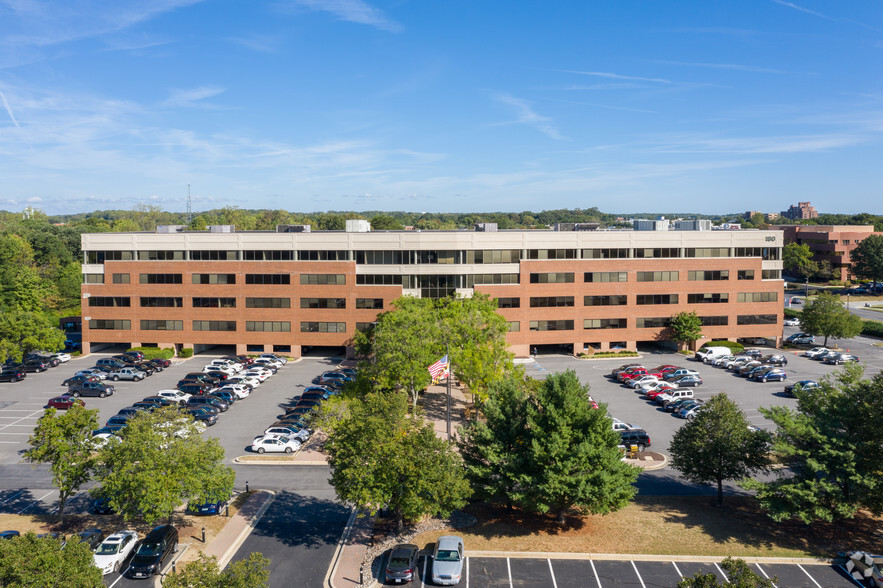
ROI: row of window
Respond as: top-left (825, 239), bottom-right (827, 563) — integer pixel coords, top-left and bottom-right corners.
top-left (85, 246), bottom-right (781, 264)
top-left (526, 314), bottom-right (779, 331)
top-left (85, 273), bottom-right (347, 285)
top-left (492, 292), bottom-right (778, 308)
top-left (90, 320), bottom-right (347, 332)
top-left (89, 297), bottom-right (385, 309)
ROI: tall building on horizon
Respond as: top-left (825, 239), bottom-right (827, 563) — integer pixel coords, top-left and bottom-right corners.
top-left (781, 202), bottom-right (818, 220)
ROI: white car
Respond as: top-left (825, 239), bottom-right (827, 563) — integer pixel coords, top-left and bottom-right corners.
top-left (260, 353), bottom-right (287, 365)
top-left (53, 353), bottom-right (72, 363)
top-left (264, 426), bottom-right (311, 442)
top-left (804, 347), bottom-right (830, 359)
top-left (217, 384), bottom-right (250, 399)
top-left (203, 364), bottom-right (236, 375)
top-left (630, 375), bottom-right (659, 389)
top-left (244, 368), bottom-right (272, 382)
top-left (783, 317), bottom-right (800, 326)
top-left (639, 381), bottom-right (673, 393)
top-left (253, 357), bottom-right (283, 369)
top-left (226, 375), bottom-right (260, 389)
top-left (76, 369), bottom-right (107, 380)
top-left (611, 419), bottom-right (640, 433)
top-left (710, 355), bottom-right (735, 367)
top-left (206, 359), bottom-right (242, 373)
top-left (251, 435), bottom-right (302, 454)
top-left (93, 530), bottom-right (138, 575)
top-left (156, 389), bottom-right (192, 405)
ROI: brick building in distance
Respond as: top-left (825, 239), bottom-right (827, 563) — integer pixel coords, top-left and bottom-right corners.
top-left (80, 224), bottom-right (785, 357)
top-left (771, 224), bottom-right (883, 281)
top-left (781, 202), bottom-right (818, 220)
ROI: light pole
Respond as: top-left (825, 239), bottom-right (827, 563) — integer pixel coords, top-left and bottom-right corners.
top-left (847, 292), bottom-right (851, 309)
top-left (805, 278), bottom-right (809, 300)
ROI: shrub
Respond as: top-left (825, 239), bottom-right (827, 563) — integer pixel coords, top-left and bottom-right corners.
top-left (128, 346), bottom-right (174, 360)
top-left (862, 320), bottom-right (883, 339)
top-left (178, 348), bottom-right (194, 358)
top-left (699, 340), bottom-right (744, 354)
top-left (578, 350), bottom-right (640, 359)
top-left (784, 308), bottom-right (801, 318)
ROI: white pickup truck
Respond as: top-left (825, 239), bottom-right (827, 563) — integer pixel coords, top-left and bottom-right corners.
top-left (109, 367), bottom-right (146, 382)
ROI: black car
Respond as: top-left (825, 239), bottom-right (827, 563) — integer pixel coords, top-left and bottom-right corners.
top-left (208, 390), bottom-right (236, 405)
top-left (92, 497), bottom-right (114, 515)
top-left (386, 543), bottom-right (419, 584)
top-left (203, 370), bottom-right (230, 382)
top-left (619, 429), bottom-right (651, 452)
top-left (292, 399), bottom-right (322, 410)
top-left (106, 414), bottom-right (134, 428)
top-left (301, 390), bottom-right (331, 402)
top-left (140, 396), bottom-right (176, 408)
top-left (186, 407), bottom-right (218, 425)
top-left (183, 372), bottom-right (217, 384)
top-left (123, 351), bottom-right (145, 361)
top-left (26, 354), bottom-right (60, 368)
top-left (0, 368), bottom-right (26, 383)
top-left (0, 530), bottom-right (20, 540)
top-left (273, 416), bottom-right (310, 430)
top-left (67, 381), bottom-right (115, 398)
top-left (126, 525), bottom-right (178, 579)
top-left (187, 396), bottom-right (227, 413)
top-left (116, 406), bottom-right (149, 418)
top-left (177, 382), bottom-right (211, 396)
top-left (22, 360), bottom-right (50, 373)
top-left (147, 358), bottom-right (170, 370)
top-left (61, 374), bottom-right (100, 387)
top-left (72, 528), bottom-right (104, 550)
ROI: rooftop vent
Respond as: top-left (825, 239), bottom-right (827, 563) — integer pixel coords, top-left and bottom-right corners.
top-left (345, 219), bottom-right (371, 233)
top-left (156, 225), bottom-right (186, 233)
top-left (207, 225), bottom-right (235, 233)
top-left (276, 224), bottom-right (311, 233)
top-left (474, 223), bottom-right (498, 232)
top-left (553, 223), bottom-right (600, 231)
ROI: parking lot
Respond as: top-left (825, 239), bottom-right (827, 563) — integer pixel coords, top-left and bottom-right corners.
top-left (374, 553), bottom-right (862, 587)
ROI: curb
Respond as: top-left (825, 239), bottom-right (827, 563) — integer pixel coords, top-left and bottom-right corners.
top-left (625, 452), bottom-right (668, 471)
top-left (217, 490), bottom-right (276, 569)
top-left (324, 508), bottom-right (359, 588)
top-left (462, 550), bottom-right (834, 565)
top-left (232, 456), bottom-right (328, 466)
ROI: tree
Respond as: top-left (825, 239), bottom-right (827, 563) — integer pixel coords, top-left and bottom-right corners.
top-left (815, 259), bottom-right (834, 281)
top-left (162, 552), bottom-right (270, 588)
top-left (783, 242), bottom-right (819, 279)
top-left (670, 311), bottom-right (703, 350)
top-left (0, 532), bottom-right (103, 587)
top-left (850, 234), bottom-right (883, 288)
top-left (24, 405), bottom-right (99, 524)
top-left (369, 214), bottom-right (402, 230)
top-left (458, 375), bottom-right (532, 508)
top-left (326, 391), bottom-right (471, 532)
top-left (669, 394), bottom-right (770, 506)
top-left (798, 291), bottom-right (863, 346)
top-left (95, 406), bottom-right (235, 525)
top-left (0, 309), bottom-right (66, 364)
top-left (520, 371), bottom-right (639, 523)
top-left (743, 364), bottom-right (883, 523)
top-left (677, 557), bottom-right (776, 587)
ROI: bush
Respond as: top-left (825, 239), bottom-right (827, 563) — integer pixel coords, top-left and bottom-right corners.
top-left (862, 320), bottom-right (883, 339)
top-left (578, 350), bottom-right (640, 359)
top-left (178, 348), bottom-right (194, 358)
top-left (784, 308), bottom-right (801, 318)
top-left (699, 340), bottom-right (744, 354)
top-left (128, 346), bottom-right (174, 360)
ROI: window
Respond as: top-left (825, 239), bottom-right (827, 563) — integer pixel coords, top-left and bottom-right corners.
top-left (192, 297), bottom-right (236, 308)
top-left (634, 248), bottom-right (681, 258)
top-left (582, 248), bottom-right (629, 259)
top-left (843, 240), bottom-right (851, 245)
top-left (247, 274), bottom-right (291, 285)
top-left (273, 345), bottom-right (291, 353)
top-left (136, 250), bottom-right (185, 261)
top-left (699, 316), bottom-right (728, 326)
top-left (471, 274), bottom-right (519, 285)
top-left (496, 297), bottom-right (520, 309)
top-left (636, 294), bottom-right (678, 305)
top-left (737, 314), bottom-right (778, 325)
top-left (112, 273), bottom-right (130, 284)
top-left (416, 250), bottom-right (458, 264)
top-left (688, 270), bottom-right (728, 281)
top-left (735, 247), bottom-right (781, 261)
top-left (688, 293), bottom-right (729, 304)
top-left (529, 272), bottom-right (574, 284)
top-left (300, 322), bottom-right (346, 333)
top-left (246, 344), bottom-right (264, 352)
top-left (637, 271), bottom-right (679, 282)
top-left (464, 250), bottom-right (520, 264)
top-left (297, 250), bottom-right (349, 261)
top-left (585, 272), bottom-right (627, 283)
top-left (246, 298), bottom-right (291, 308)
top-left (636, 317), bottom-right (671, 328)
top-left (141, 297), bottom-right (184, 308)
top-left (737, 270), bottom-right (755, 280)
top-left (527, 249), bottom-right (577, 259)
top-left (685, 248), bottom-right (730, 258)
top-left (246, 321), bottom-right (291, 332)
top-left (243, 250), bottom-right (294, 261)
top-left (529, 320), bottom-right (574, 331)
top-left (88, 296), bottom-right (130, 307)
top-left (300, 274), bottom-right (344, 285)
top-left (737, 292), bottom-right (778, 303)
top-left (140, 320), bottom-right (183, 331)
top-left (355, 251), bottom-right (406, 264)
top-left (84, 274), bottom-right (104, 284)
top-left (762, 269), bottom-right (781, 280)
top-left (584, 295), bottom-right (627, 306)
top-left (85, 251), bottom-right (133, 263)
top-left (507, 321), bottom-right (520, 332)
top-left (300, 298), bottom-right (346, 309)
top-left (584, 318), bottom-right (627, 329)
top-left (192, 273), bottom-right (236, 285)
top-left (356, 322), bottom-right (375, 333)
top-left (356, 275), bottom-right (403, 285)
top-left (356, 298), bottom-right (384, 309)
top-left (139, 274), bottom-right (182, 284)
top-left (530, 296), bottom-right (574, 307)
top-left (189, 250), bottom-right (238, 261)
top-left (88, 319), bottom-right (130, 330)
top-left (192, 320), bottom-right (237, 331)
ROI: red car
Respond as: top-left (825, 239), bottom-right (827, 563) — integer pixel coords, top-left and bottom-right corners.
top-left (617, 367), bottom-right (648, 382)
top-left (620, 368), bottom-right (663, 383)
top-left (46, 395), bottom-right (85, 410)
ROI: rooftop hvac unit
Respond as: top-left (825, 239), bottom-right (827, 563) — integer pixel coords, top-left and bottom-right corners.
top-left (276, 225), bottom-right (311, 233)
top-left (207, 225), bottom-right (235, 233)
top-left (156, 225), bottom-right (186, 233)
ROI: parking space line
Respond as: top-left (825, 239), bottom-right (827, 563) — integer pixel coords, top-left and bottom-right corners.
top-left (590, 560), bottom-right (602, 588)
top-left (797, 564), bottom-right (824, 588)
top-left (0, 410), bottom-right (42, 432)
top-left (753, 563), bottom-right (777, 587)
top-left (506, 557), bottom-right (513, 588)
top-left (631, 560), bottom-right (647, 588)
top-left (465, 557), bottom-right (468, 588)
top-left (0, 490), bottom-right (23, 506)
top-left (836, 564), bottom-right (864, 587)
top-left (714, 562), bottom-right (728, 582)
top-left (547, 559), bottom-right (558, 588)
top-left (18, 490), bottom-right (53, 514)
top-left (672, 561), bottom-right (683, 579)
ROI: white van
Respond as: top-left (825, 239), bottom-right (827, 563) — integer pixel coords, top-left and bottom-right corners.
top-left (694, 346), bottom-right (731, 363)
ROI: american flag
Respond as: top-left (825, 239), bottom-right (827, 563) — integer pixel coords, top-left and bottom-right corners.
top-left (427, 355), bottom-right (449, 380)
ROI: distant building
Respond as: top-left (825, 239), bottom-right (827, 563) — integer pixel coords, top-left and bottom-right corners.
top-left (765, 212), bottom-right (780, 221)
top-left (771, 224), bottom-right (883, 281)
top-left (781, 202), bottom-right (818, 220)
top-left (744, 211), bottom-right (763, 220)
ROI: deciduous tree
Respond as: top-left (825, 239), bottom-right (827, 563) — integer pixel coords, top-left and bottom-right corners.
top-left (0, 532), bottom-right (103, 587)
top-left (669, 394), bottom-right (770, 506)
top-left (0, 309), bottom-right (65, 365)
top-left (162, 552), bottom-right (271, 588)
top-left (670, 311), bottom-right (703, 350)
top-left (798, 291), bottom-right (863, 346)
top-left (850, 234), bottom-right (883, 288)
top-left (783, 242), bottom-right (819, 278)
top-left (24, 405), bottom-right (100, 524)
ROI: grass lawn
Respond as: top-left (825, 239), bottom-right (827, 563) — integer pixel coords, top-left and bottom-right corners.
top-left (412, 497), bottom-right (883, 558)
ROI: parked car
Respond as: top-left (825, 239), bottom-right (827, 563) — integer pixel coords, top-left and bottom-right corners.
top-left (95, 358), bottom-right (126, 369)
top-left (208, 390), bottom-right (237, 405)
top-left (619, 429), bottom-right (651, 451)
top-left (301, 390), bottom-right (331, 402)
top-left (140, 396), bottom-right (176, 408)
top-left (784, 380), bottom-right (819, 397)
top-left (783, 317), bottom-right (801, 326)
top-left (786, 333), bottom-right (815, 345)
top-left (116, 405), bottom-right (149, 419)
top-left (658, 389), bottom-right (694, 407)
top-left (824, 353), bottom-right (859, 365)
top-left (21, 360), bottom-right (49, 373)
top-left (91, 496), bottom-right (115, 515)
top-left (264, 425), bottom-right (311, 442)
top-left (156, 390), bottom-right (192, 405)
top-left (760, 354), bottom-right (788, 366)
top-left (185, 407), bottom-right (218, 426)
top-left (745, 365), bottom-right (774, 380)
top-left (251, 435), bottom-right (302, 454)
top-left (126, 525), bottom-right (178, 579)
top-left (638, 380), bottom-right (675, 394)
top-left (225, 375), bottom-right (259, 390)
top-left (71, 528), bottom-right (104, 550)
top-left (283, 405), bottom-right (316, 418)
top-left (0, 367), bottom-right (26, 383)
top-left (216, 384), bottom-right (250, 399)
top-left (611, 419), bottom-right (640, 432)
top-left (664, 368), bottom-right (699, 381)
top-left (610, 364), bottom-right (643, 378)
top-left (109, 367), bottom-right (146, 382)
top-left (259, 352), bottom-right (288, 364)
top-left (93, 530), bottom-right (138, 575)
top-left (678, 403), bottom-right (705, 419)
top-left (67, 381), bottom-right (115, 398)
top-left (629, 375), bottom-right (659, 389)
top-left (291, 399), bottom-right (322, 411)
top-left (272, 415), bottom-right (311, 430)
top-left (666, 397), bottom-right (703, 413)
top-left (147, 358), bottom-right (171, 371)
top-left (386, 543), bottom-right (419, 584)
top-left (804, 347), bottom-right (829, 359)
top-left (122, 351), bottom-right (144, 361)
top-left (105, 414), bottom-right (135, 428)
top-left (244, 368), bottom-right (272, 382)
top-left (46, 395), bottom-right (85, 410)
top-left (751, 368), bottom-right (787, 383)
top-left (431, 535), bottom-right (465, 586)
top-left (253, 357), bottom-right (283, 370)
top-left (178, 382), bottom-right (211, 396)
top-left (187, 495), bottom-right (230, 516)
top-left (669, 374), bottom-right (703, 387)
top-left (187, 396), bottom-right (228, 413)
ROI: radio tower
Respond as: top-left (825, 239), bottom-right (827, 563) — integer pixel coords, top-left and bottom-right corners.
top-left (187, 184), bottom-right (192, 225)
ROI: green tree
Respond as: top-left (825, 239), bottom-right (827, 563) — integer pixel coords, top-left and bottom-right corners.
top-left (670, 311), bottom-right (703, 350)
top-left (669, 394), bottom-right (770, 506)
top-left (0, 310), bottom-right (66, 364)
top-left (743, 364), bottom-right (883, 523)
top-left (326, 391), bottom-right (471, 532)
top-left (369, 214), bottom-right (402, 230)
top-left (850, 234), bottom-right (883, 288)
top-left (162, 552), bottom-right (271, 588)
top-left (783, 242), bottom-right (819, 278)
top-left (458, 375), bottom-right (532, 508)
top-left (96, 406), bottom-right (235, 525)
top-left (24, 405), bottom-right (99, 524)
top-left (521, 371), bottom-right (639, 523)
top-left (798, 291), bottom-right (863, 346)
top-left (318, 214), bottom-right (346, 230)
top-left (677, 557), bottom-right (776, 587)
top-left (0, 532), bottom-right (103, 587)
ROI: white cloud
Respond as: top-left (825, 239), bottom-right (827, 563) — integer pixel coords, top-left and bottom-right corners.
top-left (289, 0), bottom-right (401, 32)
top-left (161, 86), bottom-right (227, 108)
top-left (0, 90), bottom-right (20, 127)
top-left (564, 70), bottom-right (673, 85)
top-left (493, 94), bottom-right (565, 140)
top-left (652, 60), bottom-right (792, 74)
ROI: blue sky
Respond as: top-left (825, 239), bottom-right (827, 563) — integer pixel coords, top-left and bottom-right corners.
top-left (0, 1), bottom-right (880, 216)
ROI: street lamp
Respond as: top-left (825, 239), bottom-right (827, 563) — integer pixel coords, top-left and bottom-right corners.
top-left (805, 278), bottom-right (809, 299)
top-left (847, 292), bottom-right (851, 309)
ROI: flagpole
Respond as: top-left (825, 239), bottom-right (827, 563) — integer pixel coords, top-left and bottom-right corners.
top-left (446, 342), bottom-right (452, 441)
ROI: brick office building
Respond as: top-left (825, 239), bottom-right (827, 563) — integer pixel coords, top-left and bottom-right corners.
top-left (772, 224), bottom-right (883, 281)
top-left (80, 225), bottom-right (784, 357)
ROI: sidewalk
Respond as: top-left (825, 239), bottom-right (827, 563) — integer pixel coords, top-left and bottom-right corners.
top-left (201, 490), bottom-right (275, 568)
top-left (329, 511), bottom-right (376, 588)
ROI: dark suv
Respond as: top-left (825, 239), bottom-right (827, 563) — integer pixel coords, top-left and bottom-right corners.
top-left (619, 429), bottom-right (651, 452)
top-left (68, 381), bottom-right (115, 398)
top-left (187, 396), bottom-right (228, 413)
top-left (177, 382), bottom-right (210, 396)
top-left (126, 525), bottom-right (178, 578)
top-left (0, 367), bottom-right (26, 383)
top-left (22, 360), bottom-right (50, 373)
